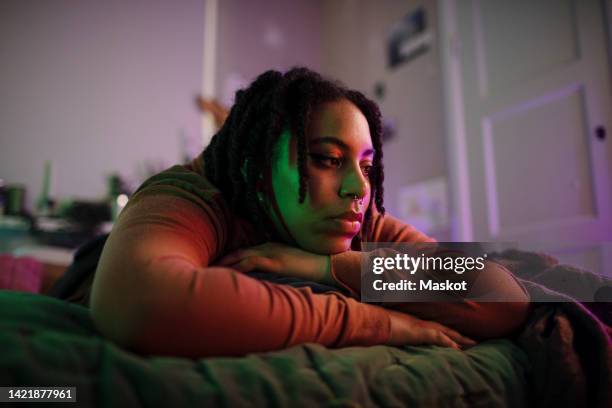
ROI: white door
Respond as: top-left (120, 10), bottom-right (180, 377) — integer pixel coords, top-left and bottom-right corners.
top-left (439, 0), bottom-right (612, 274)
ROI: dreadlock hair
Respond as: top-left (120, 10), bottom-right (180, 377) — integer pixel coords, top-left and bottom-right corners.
top-left (202, 67), bottom-right (385, 240)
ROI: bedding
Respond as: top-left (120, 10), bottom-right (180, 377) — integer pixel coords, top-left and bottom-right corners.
top-left (0, 290), bottom-right (530, 407)
top-left (1, 251), bottom-right (611, 407)
top-left (491, 250), bottom-right (612, 407)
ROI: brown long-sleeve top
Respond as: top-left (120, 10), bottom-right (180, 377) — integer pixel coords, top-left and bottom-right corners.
top-left (90, 154), bottom-right (530, 358)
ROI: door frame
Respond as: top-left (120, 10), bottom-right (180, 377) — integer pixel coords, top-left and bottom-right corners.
top-left (437, 0), bottom-right (473, 241)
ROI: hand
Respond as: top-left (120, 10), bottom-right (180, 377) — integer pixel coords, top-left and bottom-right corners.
top-left (384, 308), bottom-right (477, 350)
top-left (214, 242), bottom-right (334, 285)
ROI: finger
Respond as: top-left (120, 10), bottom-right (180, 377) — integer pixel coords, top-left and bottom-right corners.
top-left (423, 329), bottom-right (460, 350)
top-left (216, 250), bottom-right (251, 266)
top-left (440, 325), bottom-right (478, 346)
top-left (430, 323), bottom-right (477, 346)
top-left (233, 257), bottom-right (280, 273)
top-left (232, 257), bottom-right (258, 273)
top-left (452, 332), bottom-right (477, 347)
top-left (217, 243), bottom-right (277, 266)
top-left (437, 332), bottom-right (460, 350)
top-left (216, 253), bottom-right (241, 266)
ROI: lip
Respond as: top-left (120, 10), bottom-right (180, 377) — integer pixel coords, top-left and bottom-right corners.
top-left (326, 211), bottom-right (363, 236)
top-left (333, 211), bottom-right (363, 223)
top-left (329, 218), bottom-right (362, 235)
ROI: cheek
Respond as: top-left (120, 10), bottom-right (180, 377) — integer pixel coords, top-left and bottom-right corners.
top-left (305, 173), bottom-right (340, 207)
top-left (272, 165), bottom-right (300, 202)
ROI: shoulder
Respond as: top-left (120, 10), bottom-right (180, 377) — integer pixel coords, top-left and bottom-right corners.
top-left (365, 206), bottom-right (436, 243)
top-left (124, 154), bottom-right (259, 254)
top-left (132, 153), bottom-right (222, 207)
top-left (124, 154), bottom-right (233, 242)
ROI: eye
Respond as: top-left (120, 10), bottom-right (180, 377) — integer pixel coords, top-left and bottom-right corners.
top-left (309, 153), bottom-right (342, 168)
top-left (361, 165), bottom-right (373, 176)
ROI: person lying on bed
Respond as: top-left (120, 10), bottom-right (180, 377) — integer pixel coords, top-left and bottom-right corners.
top-left (90, 67), bottom-right (531, 358)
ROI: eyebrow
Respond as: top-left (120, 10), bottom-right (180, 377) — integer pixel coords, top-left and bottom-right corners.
top-left (309, 136), bottom-right (375, 157)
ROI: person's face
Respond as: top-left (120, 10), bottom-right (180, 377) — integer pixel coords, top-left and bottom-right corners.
top-left (266, 98), bottom-right (374, 254)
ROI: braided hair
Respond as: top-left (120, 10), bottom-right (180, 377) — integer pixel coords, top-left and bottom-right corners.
top-left (202, 67), bottom-right (385, 240)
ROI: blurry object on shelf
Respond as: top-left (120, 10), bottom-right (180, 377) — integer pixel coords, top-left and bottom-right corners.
top-left (111, 194), bottom-right (129, 221)
top-left (33, 216), bottom-right (93, 248)
top-left (107, 173), bottom-right (130, 221)
top-left (107, 174), bottom-right (130, 197)
top-left (0, 215), bottom-right (31, 232)
top-left (62, 200), bottom-right (112, 228)
top-left (34, 200), bottom-right (112, 248)
top-left (0, 215), bottom-right (31, 253)
top-left (1, 170), bottom-right (128, 251)
top-left (13, 241), bottom-right (75, 266)
top-left (36, 160), bottom-right (56, 216)
top-left (0, 170), bottom-right (130, 249)
top-left (5, 184), bottom-right (27, 216)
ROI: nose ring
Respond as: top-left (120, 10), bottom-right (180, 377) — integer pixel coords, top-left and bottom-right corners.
top-left (352, 195), bottom-right (364, 205)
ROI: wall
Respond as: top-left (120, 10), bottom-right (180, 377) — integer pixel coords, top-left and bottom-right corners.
top-left (214, 0), bottom-right (322, 107)
top-left (0, 0), bottom-right (204, 210)
top-left (0, 0), bottom-right (446, 235)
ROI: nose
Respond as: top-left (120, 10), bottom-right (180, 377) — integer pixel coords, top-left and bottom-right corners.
top-left (339, 163), bottom-right (369, 200)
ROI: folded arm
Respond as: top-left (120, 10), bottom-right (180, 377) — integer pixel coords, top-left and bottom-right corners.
top-left (89, 192), bottom-right (390, 358)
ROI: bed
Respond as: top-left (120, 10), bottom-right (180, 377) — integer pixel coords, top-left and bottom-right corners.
top-left (1, 250), bottom-right (611, 407)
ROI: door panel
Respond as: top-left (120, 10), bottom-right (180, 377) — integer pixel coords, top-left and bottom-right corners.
top-left (484, 84), bottom-right (595, 235)
top-left (477, 0), bottom-right (579, 97)
top-left (452, 0), bottom-right (612, 242)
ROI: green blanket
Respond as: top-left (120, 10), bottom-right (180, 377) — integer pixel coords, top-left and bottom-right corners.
top-left (0, 291), bottom-right (530, 407)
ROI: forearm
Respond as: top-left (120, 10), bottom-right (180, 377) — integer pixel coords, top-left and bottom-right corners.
top-left (91, 256), bottom-right (391, 358)
top-left (329, 251), bottom-right (531, 339)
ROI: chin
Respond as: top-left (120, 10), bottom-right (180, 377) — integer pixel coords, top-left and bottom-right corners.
top-left (306, 237), bottom-right (353, 255)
